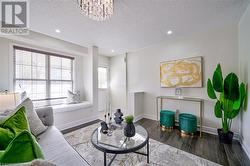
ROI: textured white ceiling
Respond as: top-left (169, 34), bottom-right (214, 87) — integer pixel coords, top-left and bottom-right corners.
top-left (30, 0), bottom-right (249, 56)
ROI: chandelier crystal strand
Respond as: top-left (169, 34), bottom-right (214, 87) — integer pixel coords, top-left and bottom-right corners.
top-left (78, 0), bottom-right (114, 21)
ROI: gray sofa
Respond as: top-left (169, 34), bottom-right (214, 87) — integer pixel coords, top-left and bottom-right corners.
top-left (35, 107), bottom-right (89, 166)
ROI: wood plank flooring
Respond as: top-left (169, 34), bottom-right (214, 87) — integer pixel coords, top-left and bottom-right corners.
top-left (136, 118), bottom-right (250, 166)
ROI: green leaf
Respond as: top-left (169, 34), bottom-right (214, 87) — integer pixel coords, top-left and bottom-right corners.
top-left (207, 79), bottom-right (217, 99)
top-left (229, 109), bottom-right (241, 119)
top-left (220, 93), bottom-right (225, 109)
top-left (212, 64), bottom-right (223, 92)
top-left (240, 83), bottom-right (246, 101)
top-left (224, 73), bottom-right (239, 101)
top-left (233, 100), bottom-right (241, 110)
top-left (244, 84), bottom-right (248, 111)
top-left (223, 99), bottom-right (234, 119)
top-left (233, 83), bottom-right (246, 110)
top-left (214, 101), bottom-right (222, 118)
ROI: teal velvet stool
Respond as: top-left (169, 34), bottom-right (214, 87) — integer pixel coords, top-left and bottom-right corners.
top-left (160, 110), bottom-right (175, 131)
top-left (179, 113), bottom-right (197, 136)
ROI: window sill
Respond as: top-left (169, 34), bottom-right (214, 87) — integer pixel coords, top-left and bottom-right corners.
top-left (52, 101), bottom-right (93, 113)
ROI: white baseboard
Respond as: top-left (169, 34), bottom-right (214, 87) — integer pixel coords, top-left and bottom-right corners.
top-left (142, 114), bottom-right (240, 139)
top-left (143, 114), bottom-right (157, 121)
top-left (56, 115), bottom-right (99, 131)
top-left (240, 136), bottom-right (250, 159)
top-left (134, 114), bottom-right (144, 122)
top-left (202, 126), bottom-right (240, 140)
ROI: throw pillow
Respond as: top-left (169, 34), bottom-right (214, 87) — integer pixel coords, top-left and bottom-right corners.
top-left (67, 90), bottom-right (81, 104)
top-left (0, 130), bottom-right (44, 164)
top-left (0, 106), bottom-right (29, 150)
top-left (25, 159), bottom-right (56, 166)
top-left (20, 91), bottom-right (28, 101)
top-left (16, 98), bottom-right (47, 136)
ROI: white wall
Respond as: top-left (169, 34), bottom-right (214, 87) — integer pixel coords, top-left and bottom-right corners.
top-left (127, 25), bottom-right (240, 134)
top-left (110, 54), bottom-right (127, 114)
top-left (0, 37), bottom-right (11, 90)
top-left (239, 3), bottom-right (250, 157)
top-left (127, 92), bottom-right (144, 121)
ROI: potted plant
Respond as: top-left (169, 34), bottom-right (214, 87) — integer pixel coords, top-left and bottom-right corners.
top-left (124, 115), bottom-right (136, 137)
top-left (207, 64), bottom-right (247, 144)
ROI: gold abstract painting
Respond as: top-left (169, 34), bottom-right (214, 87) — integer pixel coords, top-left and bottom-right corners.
top-left (160, 56), bottom-right (203, 88)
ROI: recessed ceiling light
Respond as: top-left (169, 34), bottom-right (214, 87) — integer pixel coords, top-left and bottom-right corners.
top-left (55, 29), bottom-right (61, 33)
top-left (167, 30), bottom-right (173, 35)
top-left (111, 50), bottom-right (114, 53)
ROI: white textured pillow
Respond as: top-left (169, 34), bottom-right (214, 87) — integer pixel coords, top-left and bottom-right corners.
top-left (20, 91), bottom-right (28, 101)
top-left (10, 159), bottom-right (57, 166)
top-left (29, 159), bottom-right (56, 166)
top-left (16, 98), bottom-right (47, 136)
top-left (67, 90), bottom-right (81, 104)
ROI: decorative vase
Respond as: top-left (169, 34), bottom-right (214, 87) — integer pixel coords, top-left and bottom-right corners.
top-left (124, 123), bottom-right (135, 137)
top-left (114, 109), bottom-right (123, 124)
top-left (217, 129), bottom-right (234, 144)
top-left (100, 121), bottom-right (108, 134)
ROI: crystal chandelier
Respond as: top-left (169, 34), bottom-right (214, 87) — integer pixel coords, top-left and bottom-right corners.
top-left (78, 0), bottom-right (114, 21)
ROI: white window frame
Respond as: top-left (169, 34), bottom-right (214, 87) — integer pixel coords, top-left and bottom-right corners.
top-left (13, 45), bottom-right (74, 101)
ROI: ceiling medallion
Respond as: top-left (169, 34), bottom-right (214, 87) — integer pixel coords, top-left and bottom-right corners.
top-left (78, 0), bottom-right (114, 21)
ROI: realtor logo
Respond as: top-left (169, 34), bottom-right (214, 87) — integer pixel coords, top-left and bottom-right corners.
top-left (1, 0), bottom-right (29, 35)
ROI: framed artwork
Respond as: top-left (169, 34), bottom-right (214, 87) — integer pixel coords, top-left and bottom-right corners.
top-left (160, 56), bottom-right (203, 88)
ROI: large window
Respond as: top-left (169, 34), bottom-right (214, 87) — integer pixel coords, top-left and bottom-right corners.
top-left (98, 67), bottom-right (108, 89)
top-left (14, 46), bottom-right (74, 100)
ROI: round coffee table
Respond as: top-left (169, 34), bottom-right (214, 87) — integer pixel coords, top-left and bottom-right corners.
top-left (91, 124), bottom-right (149, 166)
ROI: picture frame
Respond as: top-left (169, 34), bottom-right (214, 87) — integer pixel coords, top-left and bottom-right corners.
top-left (160, 56), bottom-right (203, 88)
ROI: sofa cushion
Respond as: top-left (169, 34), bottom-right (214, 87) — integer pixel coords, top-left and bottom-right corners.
top-left (37, 126), bottom-right (89, 166)
top-left (0, 130), bottom-right (44, 164)
top-left (35, 107), bottom-right (54, 127)
top-left (5, 159), bottom-right (56, 166)
top-left (0, 107), bottom-right (30, 150)
top-left (17, 98), bottom-right (47, 136)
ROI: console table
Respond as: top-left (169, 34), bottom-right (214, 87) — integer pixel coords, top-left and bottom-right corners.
top-left (156, 96), bottom-right (204, 137)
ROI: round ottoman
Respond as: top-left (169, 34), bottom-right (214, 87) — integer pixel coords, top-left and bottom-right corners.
top-left (160, 110), bottom-right (175, 131)
top-left (179, 113), bottom-right (197, 136)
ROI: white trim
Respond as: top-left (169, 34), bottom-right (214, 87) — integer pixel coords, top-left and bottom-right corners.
top-left (142, 113), bottom-right (240, 139)
top-left (55, 115), bottom-right (99, 131)
top-left (240, 136), bottom-right (250, 159)
top-left (10, 42), bottom-right (77, 60)
top-left (134, 114), bottom-right (144, 122)
top-left (3, 33), bottom-right (88, 57)
top-left (143, 113), bottom-right (157, 121)
top-left (202, 125), bottom-right (240, 140)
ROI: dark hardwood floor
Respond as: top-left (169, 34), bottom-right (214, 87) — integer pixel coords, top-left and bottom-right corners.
top-left (136, 118), bottom-right (250, 166)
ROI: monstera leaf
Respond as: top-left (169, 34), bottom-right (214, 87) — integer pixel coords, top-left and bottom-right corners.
top-left (207, 79), bottom-right (217, 99)
top-left (224, 73), bottom-right (239, 101)
top-left (212, 64), bottom-right (223, 92)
